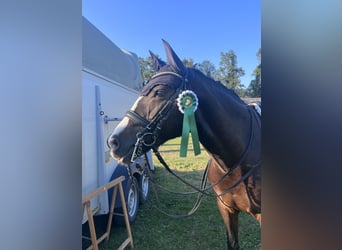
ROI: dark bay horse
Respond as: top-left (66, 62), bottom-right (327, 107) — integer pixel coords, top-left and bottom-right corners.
top-left (107, 40), bottom-right (261, 250)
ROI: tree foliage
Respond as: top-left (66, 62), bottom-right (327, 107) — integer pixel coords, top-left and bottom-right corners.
top-left (246, 48), bottom-right (261, 97)
top-left (196, 60), bottom-right (216, 78)
top-left (182, 58), bottom-right (195, 68)
top-left (215, 50), bottom-right (245, 96)
top-left (138, 56), bottom-right (157, 85)
top-left (138, 48), bottom-right (262, 98)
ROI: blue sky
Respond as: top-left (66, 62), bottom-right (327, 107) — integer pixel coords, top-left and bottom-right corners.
top-left (82, 0), bottom-right (260, 87)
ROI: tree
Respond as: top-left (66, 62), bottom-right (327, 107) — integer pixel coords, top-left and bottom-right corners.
top-left (196, 60), bottom-right (216, 78)
top-left (247, 48), bottom-right (261, 97)
top-left (215, 50), bottom-right (245, 96)
top-left (182, 58), bottom-right (195, 68)
top-left (138, 56), bottom-right (157, 85)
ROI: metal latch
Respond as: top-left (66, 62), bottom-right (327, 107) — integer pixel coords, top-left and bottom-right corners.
top-left (104, 115), bottom-right (123, 124)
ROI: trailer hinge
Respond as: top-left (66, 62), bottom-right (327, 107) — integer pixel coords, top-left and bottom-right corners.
top-left (104, 115), bottom-right (123, 124)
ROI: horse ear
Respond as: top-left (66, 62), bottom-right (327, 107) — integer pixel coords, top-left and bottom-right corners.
top-left (162, 39), bottom-right (186, 74)
top-left (149, 50), bottom-right (166, 72)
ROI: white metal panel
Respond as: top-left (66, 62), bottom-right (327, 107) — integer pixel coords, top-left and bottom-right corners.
top-left (98, 76), bottom-right (139, 184)
top-left (82, 70), bottom-right (140, 218)
top-left (82, 72), bottom-right (100, 223)
top-left (82, 16), bottom-right (148, 223)
top-left (82, 73), bottom-right (98, 196)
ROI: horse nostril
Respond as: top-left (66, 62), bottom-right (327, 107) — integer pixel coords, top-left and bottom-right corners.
top-left (108, 135), bottom-right (120, 151)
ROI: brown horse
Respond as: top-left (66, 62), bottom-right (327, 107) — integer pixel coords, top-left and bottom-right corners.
top-left (107, 40), bottom-right (261, 250)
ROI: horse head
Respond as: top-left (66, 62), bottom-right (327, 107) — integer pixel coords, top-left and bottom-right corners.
top-left (108, 40), bottom-right (190, 165)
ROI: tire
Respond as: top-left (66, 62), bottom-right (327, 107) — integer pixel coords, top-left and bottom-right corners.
top-left (138, 173), bottom-right (149, 204)
top-left (114, 177), bottom-right (139, 226)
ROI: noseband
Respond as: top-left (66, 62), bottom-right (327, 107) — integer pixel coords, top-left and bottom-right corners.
top-left (125, 71), bottom-right (188, 162)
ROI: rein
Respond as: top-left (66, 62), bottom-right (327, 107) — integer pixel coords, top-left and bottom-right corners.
top-left (151, 107), bottom-right (259, 198)
top-left (125, 70), bottom-right (260, 218)
top-left (144, 154), bottom-right (209, 219)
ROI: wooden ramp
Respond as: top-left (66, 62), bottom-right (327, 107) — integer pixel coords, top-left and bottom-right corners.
top-left (82, 176), bottom-right (133, 250)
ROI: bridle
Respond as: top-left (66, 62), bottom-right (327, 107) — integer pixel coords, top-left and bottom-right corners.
top-left (122, 69), bottom-right (260, 217)
top-left (125, 71), bottom-right (188, 163)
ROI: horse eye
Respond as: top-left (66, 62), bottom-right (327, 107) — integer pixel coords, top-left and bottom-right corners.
top-left (153, 90), bottom-right (159, 97)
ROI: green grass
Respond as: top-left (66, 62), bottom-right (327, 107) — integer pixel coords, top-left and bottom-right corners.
top-left (83, 137), bottom-right (260, 249)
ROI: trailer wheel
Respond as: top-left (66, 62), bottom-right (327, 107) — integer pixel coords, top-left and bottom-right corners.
top-left (139, 173), bottom-right (149, 204)
top-left (126, 177), bottom-right (139, 221)
top-left (114, 177), bottom-right (139, 226)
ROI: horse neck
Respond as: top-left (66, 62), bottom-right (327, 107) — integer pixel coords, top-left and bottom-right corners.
top-left (191, 74), bottom-right (250, 168)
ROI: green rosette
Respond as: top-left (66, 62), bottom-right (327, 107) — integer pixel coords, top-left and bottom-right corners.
top-left (176, 90), bottom-right (201, 157)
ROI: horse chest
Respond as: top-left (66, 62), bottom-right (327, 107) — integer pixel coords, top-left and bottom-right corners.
top-left (208, 164), bottom-right (253, 212)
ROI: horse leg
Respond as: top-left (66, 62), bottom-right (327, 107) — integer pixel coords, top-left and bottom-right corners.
top-left (217, 200), bottom-right (240, 250)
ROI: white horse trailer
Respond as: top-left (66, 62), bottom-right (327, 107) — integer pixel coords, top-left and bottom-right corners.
top-left (82, 17), bottom-right (154, 225)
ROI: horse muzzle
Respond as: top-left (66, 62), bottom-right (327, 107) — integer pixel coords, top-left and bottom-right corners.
top-left (107, 134), bottom-right (134, 165)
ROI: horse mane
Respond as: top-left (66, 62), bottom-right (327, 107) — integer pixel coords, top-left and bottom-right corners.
top-left (141, 65), bottom-right (246, 108)
top-left (189, 68), bottom-right (246, 106)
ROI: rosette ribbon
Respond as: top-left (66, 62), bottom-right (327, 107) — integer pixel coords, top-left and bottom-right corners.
top-left (176, 90), bottom-right (201, 157)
